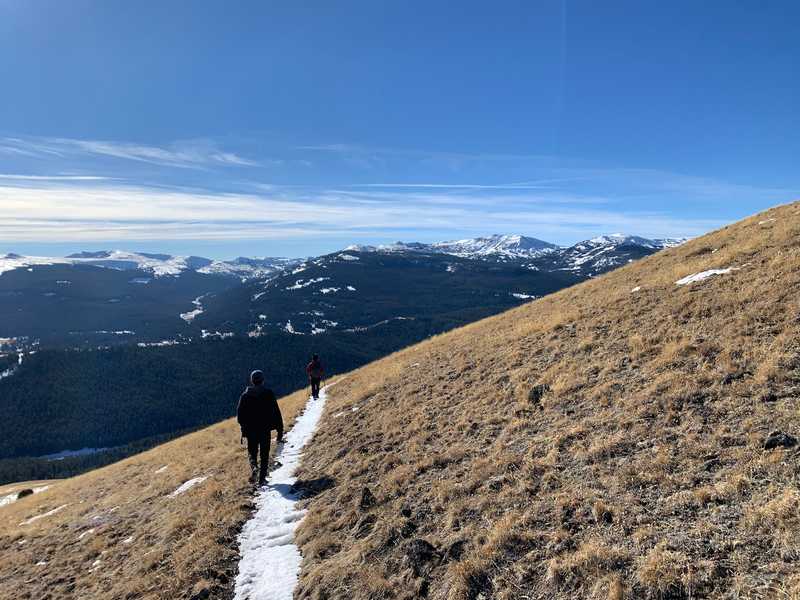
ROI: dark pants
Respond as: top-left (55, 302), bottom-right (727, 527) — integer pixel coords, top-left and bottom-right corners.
top-left (310, 377), bottom-right (321, 399)
top-left (246, 432), bottom-right (270, 483)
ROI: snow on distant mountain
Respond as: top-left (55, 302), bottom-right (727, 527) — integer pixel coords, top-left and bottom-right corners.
top-left (344, 234), bottom-right (557, 260)
top-left (0, 251), bottom-right (301, 279)
top-left (343, 233), bottom-right (686, 275)
top-left (548, 233), bottom-right (688, 276)
top-left (430, 234), bottom-right (558, 259)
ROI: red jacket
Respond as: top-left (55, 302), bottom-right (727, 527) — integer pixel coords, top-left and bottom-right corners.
top-left (306, 359), bottom-right (324, 379)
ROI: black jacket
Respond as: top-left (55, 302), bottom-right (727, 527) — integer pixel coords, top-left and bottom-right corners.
top-left (237, 384), bottom-right (284, 439)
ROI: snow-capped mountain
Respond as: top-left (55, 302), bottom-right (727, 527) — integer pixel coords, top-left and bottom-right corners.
top-left (0, 232), bottom-right (684, 347)
top-left (344, 234), bottom-right (557, 260)
top-left (430, 234), bottom-right (558, 259)
top-left (0, 250), bottom-right (300, 279)
top-left (542, 233), bottom-right (687, 276)
top-left (344, 233), bottom-right (686, 276)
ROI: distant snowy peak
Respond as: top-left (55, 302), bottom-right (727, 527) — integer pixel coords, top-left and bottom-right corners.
top-left (558, 234), bottom-right (687, 276)
top-left (344, 234), bottom-right (557, 260)
top-left (341, 233), bottom-right (685, 263)
top-left (431, 234), bottom-right (558, 259)
top-left (0, 250), bottom-right (301, 279)
top-left (579, 234), bottom-right (687, 251)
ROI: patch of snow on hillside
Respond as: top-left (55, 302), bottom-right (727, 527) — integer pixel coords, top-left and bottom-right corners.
top-left (1, 486), bottom-right (50, 509)
top-left (180, 295), bottom-right (206, 323)
top-left (233, 389), bottom-right (328, 600)
top-left (154, 465), bottom-right (168, 474)
top-left (201, 330), bottom-right (234, 339)
top-left (285, 277), bottom-right (329, 291)
top-left (0, 351), bottom-right (24, 381)
top-left (283, 321), bottom-right (304, 335)
top-left (338, 254), bottom-right (359, 261)
top-left (346, 285), bottom-right (356, 291)
top-left (319, 287), bottom-right (340, 294)
top-left (137, 339), bottom-right (182, 347)
top-left (511, 293), bottom-right (535, 300)
top-left (631, 286), bottom-right (642, 293)
top-left (168, 476), bottom-right (208, 498)
top-left (20, 503), bottom-right (69, 526)
top-left (675, 267), bottom-right (736, 286)
top-left (759, 218), bottom-right (776, 225)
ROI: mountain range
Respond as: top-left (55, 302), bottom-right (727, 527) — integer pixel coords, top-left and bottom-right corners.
top-left (0, 233), bottom-right (684, 348)
top-left (0, 204), bottom-right (794, 600)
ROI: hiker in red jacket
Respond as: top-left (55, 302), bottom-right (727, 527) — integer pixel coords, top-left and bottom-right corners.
top-left (306, 354), bottom-right (324, 399)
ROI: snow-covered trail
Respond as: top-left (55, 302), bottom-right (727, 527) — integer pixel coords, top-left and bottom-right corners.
top-left (233, 388), bottom-right (328, 600)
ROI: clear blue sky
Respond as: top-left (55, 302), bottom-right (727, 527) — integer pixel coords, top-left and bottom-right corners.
top-left (0, 1), bottom-right (797, 258)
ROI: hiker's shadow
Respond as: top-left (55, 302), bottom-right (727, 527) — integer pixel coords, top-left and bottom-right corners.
top-left (271, 476), bottom-right (335, 500)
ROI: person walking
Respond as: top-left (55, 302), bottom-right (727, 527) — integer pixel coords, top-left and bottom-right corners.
top-left (306, 354), bottom-right (325, 400)
top-left (237, 369), bottom-right (283, 486)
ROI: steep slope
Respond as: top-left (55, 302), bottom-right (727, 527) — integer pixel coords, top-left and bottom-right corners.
top-left (1, 205), bottom-right (794, 600)
top-left (0, 387), bottom-right (311, 600)
top-left (289, 203), bottom-right (800, 599)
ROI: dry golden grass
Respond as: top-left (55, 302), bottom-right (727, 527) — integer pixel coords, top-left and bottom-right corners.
top-left (291, 202), bottom-right (800, 599)
top-left (3, 203), bottom-right (800, 600)
top-left (0, 387), bottom-right (311, 599)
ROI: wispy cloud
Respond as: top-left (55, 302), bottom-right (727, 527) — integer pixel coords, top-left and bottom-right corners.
top-left (0, 174), bottom-right (112, 181)
top-left (0, 178), bottom-right (728, 244)
top-left (0, 136), bottom-right (259, 168)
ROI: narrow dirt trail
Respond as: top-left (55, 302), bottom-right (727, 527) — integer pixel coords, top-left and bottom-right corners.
top-left (233, 388), bottom-right (328, 600)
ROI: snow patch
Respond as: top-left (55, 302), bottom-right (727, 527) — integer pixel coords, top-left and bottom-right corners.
top-left (337, 254), bottom-right (359, 261)
top-left (180, 295), bottom-right (206, 323)
top-left (168, 476), bottom-right (208, 498)
top-left (0, 485), bottom-right (51, 509)
top-left (20, 503), bottom-right (69, 526)
top-left (511, 293), bottom-right (535, 300)
top-left (233, 389), bottom-right (329, 600)
top-left (285, 277), bottom-right (329, 291)
top-left (675, 267), bottom-right (736, 286)
top-left (201, 330), bottom-right (234, 339)
top-left (154, 465), bottom-right (168, 474)
top-left (631, 286), bottom-right (642, 293)
top-left (283, 321), bottom-right (304, 335)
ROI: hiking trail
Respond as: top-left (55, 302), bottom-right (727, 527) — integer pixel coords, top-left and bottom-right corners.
top-left (233, 387), bottom-right (328, 600)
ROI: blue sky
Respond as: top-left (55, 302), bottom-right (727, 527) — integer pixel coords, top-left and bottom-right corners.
top-left (0, 1), bottom-right (798, 258)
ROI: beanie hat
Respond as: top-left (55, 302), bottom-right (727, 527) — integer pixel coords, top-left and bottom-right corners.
top-left (250, 370), bottom-right (265, 385)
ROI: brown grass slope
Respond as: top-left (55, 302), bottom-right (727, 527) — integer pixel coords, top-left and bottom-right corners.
top-left (293, 203), bottom-right (800, 600)
top-left (0, 388), bottom-right (310, 600)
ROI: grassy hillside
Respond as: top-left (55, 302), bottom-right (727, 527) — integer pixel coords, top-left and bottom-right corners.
top-left (291, 202), bottom-right (800, 599)
top-left (0, 387), bottom-right (310, 600)
top-left (2, 203), bottom-right (798, 599)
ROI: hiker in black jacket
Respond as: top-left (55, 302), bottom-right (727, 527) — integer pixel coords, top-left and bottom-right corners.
top-left (237, 370), bottom-right (284, 486)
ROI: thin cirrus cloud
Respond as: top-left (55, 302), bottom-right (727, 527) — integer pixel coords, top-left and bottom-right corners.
top-left (0, 136), bottom-right (259, 168)
top-left (0, 178), bottom-right (726, 244)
